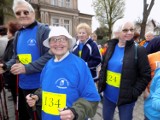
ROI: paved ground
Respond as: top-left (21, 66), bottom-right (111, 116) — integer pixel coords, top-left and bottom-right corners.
top-left (1, 89), bottom-right (145, 120)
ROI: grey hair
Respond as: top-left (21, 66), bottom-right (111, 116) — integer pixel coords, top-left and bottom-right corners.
top-left (12, 0), bottom-right (35, 13)
top-left (112, 18), bottom-right (135, 38)
top-left (145, 31), bottom-right (154, 36)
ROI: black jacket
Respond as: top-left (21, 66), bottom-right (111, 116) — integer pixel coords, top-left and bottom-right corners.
top-left (98, 39), bottom-right (151, 106)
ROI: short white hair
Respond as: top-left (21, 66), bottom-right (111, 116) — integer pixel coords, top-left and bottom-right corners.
top-left (12, 0), bottom-right (35, 13)
top-left (112, 18), bottom-right (135, 38)
top-left (145, 31), bottom-right (154, 36)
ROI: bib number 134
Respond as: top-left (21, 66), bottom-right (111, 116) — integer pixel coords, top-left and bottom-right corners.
top-left (42, 91), bottom-right (66, 115)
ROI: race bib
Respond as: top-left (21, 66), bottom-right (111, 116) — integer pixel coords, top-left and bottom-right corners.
top-left (42, 91), bottom-right (66, 115)
top-left (106, 70), bottom-right (121, 88)
top-left (18, 54), bottom-right (32, 64)
top-left (79, 51), bottom-right (82, 57)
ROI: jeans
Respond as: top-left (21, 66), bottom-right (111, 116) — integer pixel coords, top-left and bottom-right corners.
top-left (103, 96), bottom-right (135, 120)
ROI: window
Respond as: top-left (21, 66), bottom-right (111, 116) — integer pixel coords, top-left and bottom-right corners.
top-left (52, 18), bottom-right (60, 26)
top-left (41, 12), bottom-right (44, 23)
top-left (66, 0), bottom-right (71, 8)
top-left (45, 13), bottom-right (49, 24)
top-left (51, 0), bottom-right (58, 6)
top-left (63, 20), bottom-right (70, 32)
top-left (51, 17), bottom-right (71, 33)
top-left (60, 0), bottom-right (64, 7)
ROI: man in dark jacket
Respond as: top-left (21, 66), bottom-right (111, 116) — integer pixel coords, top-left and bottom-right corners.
top-left (146, 36), bottom-right (160, 54)
top-left (0, 0), bottom-right (52, 120)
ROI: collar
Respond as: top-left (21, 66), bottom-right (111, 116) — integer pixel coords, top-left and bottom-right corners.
top-left (21, 21), bottom-right (37, 30)
top-left (77, 37), bottom-right (91, 45)
top-left (54, 51), bottom-right (70, 62)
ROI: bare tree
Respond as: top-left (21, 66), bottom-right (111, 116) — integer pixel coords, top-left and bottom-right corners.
top-left (92, 0), bottom-right (124, 39)
top-left (0, 0), bottom-right (13, 25)
top-left (140, 0), bottom-right (155, 40)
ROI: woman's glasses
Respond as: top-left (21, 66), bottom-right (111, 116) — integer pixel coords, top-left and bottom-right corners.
top-left (50, 37), bottom-right (67, 43)
top-left (122, 28), bottom-right (135, 33)
top-left (15, 10), bottom-right (30, 16)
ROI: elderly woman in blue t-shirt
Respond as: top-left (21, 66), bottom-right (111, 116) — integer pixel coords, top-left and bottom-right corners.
top-left (26, 26), bottom-right (100, 120)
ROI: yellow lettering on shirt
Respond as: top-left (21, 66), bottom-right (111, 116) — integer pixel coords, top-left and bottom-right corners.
top-left (106, 70), bottom-right (121, 88)
top-left (42, 91), bottom-right (66, 115)
top-left (18, 54), bottom-right (32, 64)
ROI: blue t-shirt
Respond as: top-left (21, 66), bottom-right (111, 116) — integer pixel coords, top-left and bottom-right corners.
top-left (17, 25), bottom-right (41, 89)
top-left (40, 53), bottom-right (100, 120)
top-left (143, 41), bottom-right (149, 48)
top-left (104, 44), bottom-right (124, 103)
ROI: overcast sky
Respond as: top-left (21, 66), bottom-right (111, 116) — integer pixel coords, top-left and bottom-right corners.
top-left (78, 0), bottom-right (160, 31)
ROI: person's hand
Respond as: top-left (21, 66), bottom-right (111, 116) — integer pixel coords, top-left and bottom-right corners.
top-left (26, 94), bottom-right (38, 107)
top-left (0, 64), bottom-right (5, 74)
top-left (10, 63), bottom-right (26, 75)
top-left (59, 108), bottom-right (75, 120)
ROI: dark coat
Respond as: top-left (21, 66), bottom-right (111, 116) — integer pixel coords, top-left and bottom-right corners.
top-left (98, 39), bottom-right (151, 106)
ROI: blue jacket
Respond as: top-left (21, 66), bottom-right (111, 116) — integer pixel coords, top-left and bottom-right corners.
top-left (144, 68), bottom-right (160, 120)
top-left (146, 36), bottom-right (160, 54)
top-left (72, 38), bottom-right (101, 80)
top-left (6, 21), bottom-right (52, 74)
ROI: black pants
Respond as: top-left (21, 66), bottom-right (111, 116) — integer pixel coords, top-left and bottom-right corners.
top-left (18, 87), bottom-right (41, 120)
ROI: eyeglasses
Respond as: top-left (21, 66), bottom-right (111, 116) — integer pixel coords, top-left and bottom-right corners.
top-left (15, 10), bottom-right (30, 16)
top-left (50, 37), bottom-right (67, 43)
top-left (122, 28), bottom-right (135, 33)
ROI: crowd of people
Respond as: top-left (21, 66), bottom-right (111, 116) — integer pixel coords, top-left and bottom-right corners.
top-left (0, 0), bottom-right (160, 120)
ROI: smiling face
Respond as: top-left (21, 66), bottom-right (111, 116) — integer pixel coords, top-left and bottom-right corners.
top-left (145, 32), bottom-right (154, 41)
top-left (118, 22), bottom-right (135, 41)
top-left (49, 35), bottom-right (70, 60)
top-left (77, 28), bottom-right (89, 43)
top-left (14, 4), bottom-right (35, 27)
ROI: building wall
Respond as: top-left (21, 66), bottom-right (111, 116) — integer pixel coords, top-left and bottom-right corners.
top-left (30, 0), bottom-right (92, 37)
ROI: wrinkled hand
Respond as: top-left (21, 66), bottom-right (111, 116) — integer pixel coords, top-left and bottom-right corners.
top-left (59, 108), bottom-right (75, 120)
top-left (0, 64), bottom-right (5, 74)
top-left (10, 63), bottom-right (26, 75)
top-left (26, 94), bottom-right (38, 107)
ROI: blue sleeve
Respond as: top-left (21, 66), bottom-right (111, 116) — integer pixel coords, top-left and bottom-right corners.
top-left (151, 78), bottom-right (160, 111)
top-left (146, 37), bottom-right (160, 54)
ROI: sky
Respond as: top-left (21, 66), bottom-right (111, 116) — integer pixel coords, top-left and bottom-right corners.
top-left (78, 0), bottom-right (160, 32)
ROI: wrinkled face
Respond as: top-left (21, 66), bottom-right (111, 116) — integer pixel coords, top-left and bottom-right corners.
top-left (145, 33), bottom-right (154, 41)
top-left (15, 4), bottom-right (35, 27)
top-left (118, 22), bottom-right (135, 41)
top-left (77, 28), bottom-right (89, 43)
top-left (49, 35), bottom-right (69, 60)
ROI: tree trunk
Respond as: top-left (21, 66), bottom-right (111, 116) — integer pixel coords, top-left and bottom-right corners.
top-left (140, 0), bottom-right (155, 40)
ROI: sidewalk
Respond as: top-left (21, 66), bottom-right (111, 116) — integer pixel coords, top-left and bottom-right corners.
top-left (4, 89), bottom-right (144, 120)
top-left (93, 95), bottom-right (144, 120)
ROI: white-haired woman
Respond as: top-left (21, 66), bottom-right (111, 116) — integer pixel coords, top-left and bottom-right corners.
top-left (139, 31), bottom-right (154, 48)
top-left (26, 26), bottom-right (100, 120)
top-left (98, 18), bottom-right (151, 120)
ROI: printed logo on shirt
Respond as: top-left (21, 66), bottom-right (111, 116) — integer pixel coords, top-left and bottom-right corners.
top-left (27, 39), bottom-right (36, 46)
top-left (55, 78), bottom-right (69, 89)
